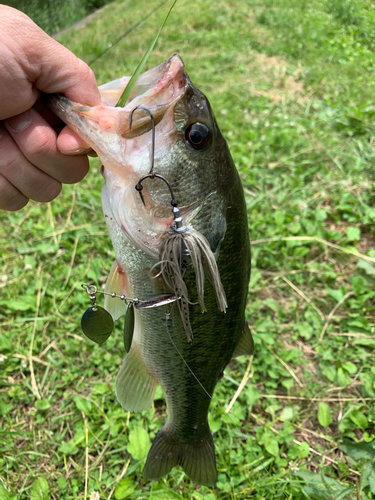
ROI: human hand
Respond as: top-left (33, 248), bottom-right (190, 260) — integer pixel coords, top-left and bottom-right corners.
top-left (0, 5), bottom-right (101, 211)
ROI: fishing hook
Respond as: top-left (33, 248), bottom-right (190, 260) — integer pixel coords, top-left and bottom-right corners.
top-left (130, 106), bottom-right (184, 232)
top-left (130, 105), bottom-right (155, 175)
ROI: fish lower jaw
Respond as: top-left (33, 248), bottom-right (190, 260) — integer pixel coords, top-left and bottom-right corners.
top-left (102, 162), bottom-right (136, 184)
top-left (103, 179), bottom-right (174, 258)
top-left (119, 224), bottom-right (164, 259)
top-left (104, 206), bottom-right (168, 259)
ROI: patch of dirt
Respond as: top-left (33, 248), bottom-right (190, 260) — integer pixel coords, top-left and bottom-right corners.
top-left (251, 53), bottom-right (289, 72)
top-left (357, 232), bottom-right (375, 254)
top-left (325, 215), bottom-right (375, 256)
top-left (249, 54), bottom-right (306, 104)
top-left (243, 9), bottom-right (308, 104)
top-left (247, 10), bottom-right (271, 46)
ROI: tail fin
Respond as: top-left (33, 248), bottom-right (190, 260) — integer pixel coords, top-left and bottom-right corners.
top-left (143, 426), bottom-right (217, 486)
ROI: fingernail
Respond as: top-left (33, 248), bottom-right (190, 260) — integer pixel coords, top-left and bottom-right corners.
top-left (61, 147), bottom-right (88, 155)
top-left (6, 110), bottom-right (32, 132)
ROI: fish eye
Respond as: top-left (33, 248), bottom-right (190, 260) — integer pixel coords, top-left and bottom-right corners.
top-left (185, 123), bottom-right (211, 150)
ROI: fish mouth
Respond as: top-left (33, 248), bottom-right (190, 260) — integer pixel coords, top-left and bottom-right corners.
top-left (100, 55), bottom-right (186, 108)
top-left (56, 54), bottom-right (187, 139)
top-left (115, 55), bottom-right (187, 138)
top-left (47, 54), bottom-right (188, 181)
top-left (124, 56), bottom-right (185, 104)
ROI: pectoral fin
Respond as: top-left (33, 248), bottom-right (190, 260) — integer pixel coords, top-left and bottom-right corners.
top-left (104, 260), bottom-right (127, 321)
top-left (116, 344), bottom-right (157, 412)
top-left (232, 320), bottom-right (254, 357)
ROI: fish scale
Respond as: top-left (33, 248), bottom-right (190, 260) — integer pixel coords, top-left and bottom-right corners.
top-left (47, 54), bottom-right (252, 486)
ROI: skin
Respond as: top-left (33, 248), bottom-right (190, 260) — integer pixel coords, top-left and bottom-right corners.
top-left (0, 5), bottom-right (101, 211)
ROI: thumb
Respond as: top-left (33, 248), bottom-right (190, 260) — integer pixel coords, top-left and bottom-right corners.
top-left (0, 6), bottom-right (101, 114)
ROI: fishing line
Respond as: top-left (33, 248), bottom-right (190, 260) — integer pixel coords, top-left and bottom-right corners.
top-left (165, 310), bottom-right (212, 401)
top-left (89, 0), bottom-right (168, 66)
top-left (165, 310), bottom-right (240, 430)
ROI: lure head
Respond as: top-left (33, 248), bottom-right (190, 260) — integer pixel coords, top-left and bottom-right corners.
top-left (48, 55), bottom-right (234, 257)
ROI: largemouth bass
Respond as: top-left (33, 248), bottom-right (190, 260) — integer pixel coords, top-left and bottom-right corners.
top-left (48, 55), bottom-right (252, 486)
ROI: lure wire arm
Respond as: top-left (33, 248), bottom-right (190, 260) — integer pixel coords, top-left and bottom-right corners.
top-left (82, 283), bottom-right (139, 306)
top-left (81, 284), bottom-right (179, 309)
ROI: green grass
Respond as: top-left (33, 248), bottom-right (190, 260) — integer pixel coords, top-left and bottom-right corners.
top-left (2, 0), bottom-right (113, 35)
top-left (1, 0), bottom-right (375, 498)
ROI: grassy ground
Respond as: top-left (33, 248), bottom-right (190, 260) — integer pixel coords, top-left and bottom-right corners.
top-left (1, 0), bottom-right (375, 498)
top-left (2, 0), bottom-right (113, 35)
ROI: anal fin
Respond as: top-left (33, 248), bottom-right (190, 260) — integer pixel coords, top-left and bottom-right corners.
top-left (233, 320), bottom-right (254, 357)
top-left (116, 344), bottom-right (157, 412)
top-left (144, 425), bottom-right (217, 486)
